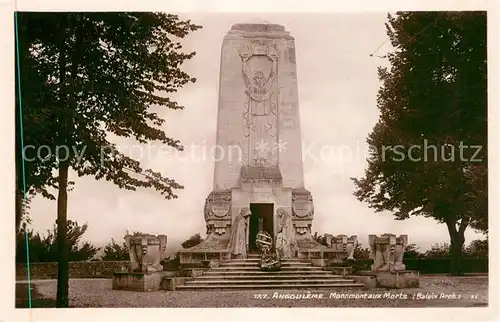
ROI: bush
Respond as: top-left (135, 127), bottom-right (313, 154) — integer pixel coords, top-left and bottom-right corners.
top-left (353, 244), bottom-right (371, 259)
top-left (464, 239), bottom-right (488, 258)
top-left (162, 252), bottom-right (181, 271)
top-left (348, 258), bottom-right (487, 274)
top-left (404, 258), bottom-right (488, 274)
top-left (16, 220), bottom-right (99, 263)
top-left (181, 233), bottom-right (203, 249)
top-left (101, 238), bottom-right (129, 261)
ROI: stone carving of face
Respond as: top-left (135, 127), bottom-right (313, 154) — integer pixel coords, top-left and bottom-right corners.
top-left (253, 71), bottom-right (266, 88)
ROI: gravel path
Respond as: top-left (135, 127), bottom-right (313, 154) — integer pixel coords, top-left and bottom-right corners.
top-left (17, 276), bottom-right (488, 308)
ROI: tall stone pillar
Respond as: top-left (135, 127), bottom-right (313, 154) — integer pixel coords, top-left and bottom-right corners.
top-left (180, 22), bottom-right (329, 264)
top-left (213, 23), bottom-right (304, 190)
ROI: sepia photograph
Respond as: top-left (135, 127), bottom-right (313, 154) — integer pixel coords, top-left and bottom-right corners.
top-left (10, 4), bottom-right (492, 316)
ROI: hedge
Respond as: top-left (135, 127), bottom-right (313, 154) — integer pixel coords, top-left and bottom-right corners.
top-left (350, 258), bottom-right (488, 274)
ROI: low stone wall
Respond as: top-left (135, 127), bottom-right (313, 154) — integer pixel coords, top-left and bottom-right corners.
top-left (16, 261), bottom-right (131, 280)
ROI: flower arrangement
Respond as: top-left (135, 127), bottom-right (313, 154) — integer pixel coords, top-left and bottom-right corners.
top-left (255, 230), bottom-right (281, 272)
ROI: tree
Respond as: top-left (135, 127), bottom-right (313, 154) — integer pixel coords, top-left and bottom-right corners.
top-left (101, 238), bottom-right (130, 261)
top-left (464, 239), bottom-right (488, 258)
top-left (352, 12), bottom-right (487, 275)
top-left (15, 30), bottom-right (55, 233)
top-left (16, 220), bottom-right (99, 263)
top-left (181, 233), bottom-right (203, 249)
top-left (16, 12), bottom-right (201, 307)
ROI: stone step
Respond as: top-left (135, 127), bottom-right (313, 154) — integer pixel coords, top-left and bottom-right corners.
top-left (219, 262), bottom-right (311, 267)
top-left (202, 270), bottom-right (335, 276)
top-left (195, 274), bottom-right (350, 281)
top-left (222, 258), bottom-right (310, 262)
top-left (211, 266), bottom-right (320, 271)
top-left (186, 278), bottom-right (356, 285)
top-left (176, 283), bottom-right (365, 290)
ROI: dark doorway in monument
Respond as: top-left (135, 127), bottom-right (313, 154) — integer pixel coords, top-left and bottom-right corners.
top-left (249, 203), bottom-right (274, 253)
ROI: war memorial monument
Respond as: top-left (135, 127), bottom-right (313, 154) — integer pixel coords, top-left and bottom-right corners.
top-left (113, 21), bottom-right (417, 291)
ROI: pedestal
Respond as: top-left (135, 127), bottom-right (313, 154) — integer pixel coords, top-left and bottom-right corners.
top-left (112, 272), bottom-right (164, 292)
top-left (354, 270), bottom-right (420, 289)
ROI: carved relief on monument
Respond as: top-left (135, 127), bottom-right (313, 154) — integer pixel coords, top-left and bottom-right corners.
top-left (241, 179), bottom-right (281, 190)
top-left (369, 234), bottom-right (408, 272)
top-left (240, 165), bottom-right (283, 190)
top-left (204, 189), bottom-right (232, 235)
top-left (124, 233), bottom-right (167, 273)
top-left (324, 234), bottom-right (358, 260)
top-left (293, 221), bottom-right (311, 235)
top-left (291, 188), bottom-right (314, 219)
top-left (250, 191), bottom-right (274, 203)
top-left (239, 39), bottom-right (279, 167)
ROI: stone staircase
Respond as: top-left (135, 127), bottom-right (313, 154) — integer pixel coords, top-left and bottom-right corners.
top-left (176, 254), bottom-right (365, 290)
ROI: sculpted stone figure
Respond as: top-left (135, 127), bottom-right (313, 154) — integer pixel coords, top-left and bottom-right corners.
top-left (239, 41), bottom-right (279, 165)
top-left (324, 234), bottom-right (357, 260)
top-left (124, 233), bottom-right (167, 273)
top-left (369, 234), bottom-right (388, 271)
top-left (275, 227), bottom-right (286, 256)
top-left (345, 236), bottom-right (358, 260)
top-left (228, 207), bottom-right (252, 258)
top-left (277, 207), bottom-right (297, 259)
top-left (392, 235), bottom-right (408, 271)
top-left (369, 234), bottom-right (408, 272)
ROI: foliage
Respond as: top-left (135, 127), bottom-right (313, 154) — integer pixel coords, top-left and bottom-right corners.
top-left (353, 257), bottom-right (488, 274)
top-left (464, 239), bottom-right (488, 258)
top-left (101, 238), bottom-right (129, 261)
top-left (16, 194), bottom-right (33, 233)
top-left (352, 12), bottom-right (487, 275)
top-left (126, 230), bottom-right (145, 237)
top-left (423, 243), bottom-right (451, 258)
top-left (101, 231), bottom-right (152, 261)
top-left (160, 233), bottom-right (205, 271)
top-left (404, 258), bottom-right (488, 274)
top-left (16, 220), bottom-right (99, 263)
top-left (353, 243), bottom-right (371, 260)
top-left (17, 12), bottom-right (202, 200)
top-left (16, 12), bottom-right (201, 306)
top-left (181, 233), bottom-right (204, 249)
top-left (404, 244), bottom-right (422, 259)
top-left (312, 232), bottom-right (328, 247)
top-left (162, 252), bottom-right (181, 271)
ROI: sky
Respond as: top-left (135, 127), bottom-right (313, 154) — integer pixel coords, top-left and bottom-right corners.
top-left (26, 12), bottom-right (484, 256)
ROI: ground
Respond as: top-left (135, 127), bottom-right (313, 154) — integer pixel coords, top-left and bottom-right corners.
top-left (16, 275), bottom-right (488, 308)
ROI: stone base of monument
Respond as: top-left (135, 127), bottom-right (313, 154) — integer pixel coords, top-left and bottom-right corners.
top-left (160, 276), bottom-right (191, 291)
top-left (353, 270), bottom-right (420, 289)
top-left (295, 236), bottom-right (351, 268)
top-left (351, 275), bottom-right (378, 289)
top-left (179, 235), bottom-right (351, 269)
top-left (310, 259), bottom-right (326, 267)
top-left (112, 272), bottom-right (165, 292)
top-left (179, 235), bottom-right (232, 265)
